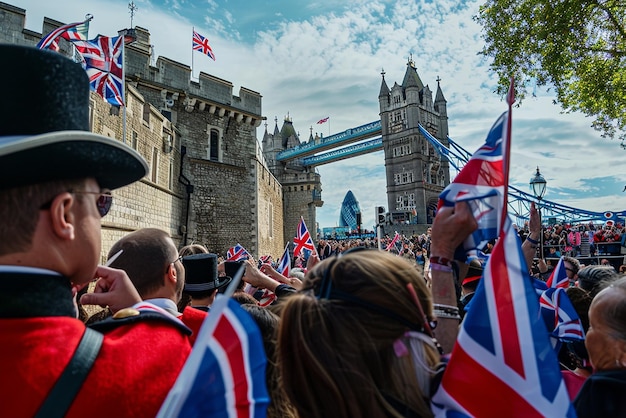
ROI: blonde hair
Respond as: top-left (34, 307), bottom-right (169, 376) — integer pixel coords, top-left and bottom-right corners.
top-left (277, 250), bottom-right (439, 418)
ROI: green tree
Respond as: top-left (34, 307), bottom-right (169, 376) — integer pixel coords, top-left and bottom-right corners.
top-left (474, 0), bottom-right (626, 145)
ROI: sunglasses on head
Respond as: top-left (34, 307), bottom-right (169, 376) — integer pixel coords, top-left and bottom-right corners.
top-left (40, 190), bottom-right (113, 218)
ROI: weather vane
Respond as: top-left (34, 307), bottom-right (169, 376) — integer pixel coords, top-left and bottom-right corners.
top-left (129, 1), bottom-right (138, 28)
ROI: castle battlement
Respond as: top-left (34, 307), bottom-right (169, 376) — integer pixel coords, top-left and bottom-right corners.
top-left (126, 26), bottom-right (262, 125)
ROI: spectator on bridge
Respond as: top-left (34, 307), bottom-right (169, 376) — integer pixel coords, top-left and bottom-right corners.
top-left (548, 246), bottom-right (561, 258)
top-left (317, 239), bottom-right (332, 259)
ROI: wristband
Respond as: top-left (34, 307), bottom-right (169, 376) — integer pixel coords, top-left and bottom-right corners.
top-left (433, 304), bottom-right (461, 320)
top-left (430, 256), bottom-right (453, 268)
top-left (430, 263), bottom-right (453, 272)
top-left (525, 237), bottom-right (539, 245)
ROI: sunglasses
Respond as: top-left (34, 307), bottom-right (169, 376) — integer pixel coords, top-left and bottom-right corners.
top-left (40, 190), bottom-right (113, 218)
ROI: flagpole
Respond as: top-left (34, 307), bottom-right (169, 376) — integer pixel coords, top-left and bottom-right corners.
top-left (191, 27), bottom-right (195, 80)
top-left (122, 38), bottom-right (127, 144)
top-left (501, 76), bottom-right (515, 228)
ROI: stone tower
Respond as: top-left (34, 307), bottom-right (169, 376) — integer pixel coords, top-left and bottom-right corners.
top-left (262, 116), bottom-right (323, 245)
top-left (0, 3), bottom-right (286, 259)
top-left (378, 57), bottom-right (451, 228)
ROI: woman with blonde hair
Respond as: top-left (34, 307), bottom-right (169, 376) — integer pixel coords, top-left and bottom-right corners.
top-left (277, 249), bottom-right (444, 418)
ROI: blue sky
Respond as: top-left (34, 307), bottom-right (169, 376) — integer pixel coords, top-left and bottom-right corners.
top-left (13, 0), bottom-right (626, 230)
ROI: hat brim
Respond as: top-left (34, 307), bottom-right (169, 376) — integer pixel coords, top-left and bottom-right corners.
top-left (0, 131), bottom-right (148, 190)
top-left (462, 275), bottom-right (481, 287)
top-left (184, 275), bottom-right (232, 292)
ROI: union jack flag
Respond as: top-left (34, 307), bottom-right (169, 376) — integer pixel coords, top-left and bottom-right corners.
top-left (157, 297), bottom-right (269, 417)
top-left (276, 243), bottom-right (291, 278)
top-left (545, 257), bottom-right (569, 289)
top-left (36, 17), bottom-right (91, 51)
top-left (193, 30), bottom-right (216, 61)
top-left (432, 220), bottom-right (575, 417)
top-left (226, 244), bottom-right (250, 262)
top-left (72, 35), bottom-right (125, 107)
top-left (437, 112), bottom-right (507, 259)
top-left (432, 82), bottom-right (575, 417)
top-left (540, 287), bottom-right (585, 350)
top-left (317, 117), bottom-right (329, 124)
top-left (293, 217), bottom-right (316, 257)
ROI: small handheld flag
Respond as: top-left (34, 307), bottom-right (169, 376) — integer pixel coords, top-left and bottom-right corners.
top-left (226, 243), bottom-right (250, 262)
top-left (157, 265), bottom-right (269, 417)
top-left (276, 243), bottom-right (291, 278)
top-left (293, 217), bottom-right (316, 258)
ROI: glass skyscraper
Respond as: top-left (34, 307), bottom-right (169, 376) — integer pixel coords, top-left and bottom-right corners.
top-left (339, 190), bottom-right (361, 230)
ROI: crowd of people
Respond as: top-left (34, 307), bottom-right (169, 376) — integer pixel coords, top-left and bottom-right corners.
top-left (3, 44), bottom-right (626, 418)
top-left (516, 220), bottom-right (626, 259)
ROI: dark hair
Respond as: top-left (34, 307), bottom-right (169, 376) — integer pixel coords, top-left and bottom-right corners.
top-left (108, 228), bottom-right (178, 298)
top-left (562, 256), bottom-right (580, 274)
top-left (0, 178), bottom-right (84, 255)
top-left (577, 265), bottom-right (619, 298)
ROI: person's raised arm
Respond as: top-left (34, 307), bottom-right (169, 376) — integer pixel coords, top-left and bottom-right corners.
top-left (522, 201), bottom-right (541, 269)
top-left (429, 201), bottom-right (478, 353)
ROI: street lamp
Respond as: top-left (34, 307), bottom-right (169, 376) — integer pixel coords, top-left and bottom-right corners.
top-left (530, 167), bottom-right (547, 259)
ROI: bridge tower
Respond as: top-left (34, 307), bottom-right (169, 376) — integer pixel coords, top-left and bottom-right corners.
top-left (262, 116), bottom-right (323, 245)
top-left (378, 58), bottom-right (451, 230)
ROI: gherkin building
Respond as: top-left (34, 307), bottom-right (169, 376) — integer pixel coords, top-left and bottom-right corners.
top-left (339, 190), bottom-right (361, 230)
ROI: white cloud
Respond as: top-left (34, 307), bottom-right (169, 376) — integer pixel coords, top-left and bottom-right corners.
top-left (13, 0), bottom-right (625, 230)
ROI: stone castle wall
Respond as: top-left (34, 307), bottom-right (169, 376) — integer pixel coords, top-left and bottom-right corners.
top-left (0, 2), bottom-right (285, 259)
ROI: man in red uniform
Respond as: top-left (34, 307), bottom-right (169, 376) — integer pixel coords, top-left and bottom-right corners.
top-left (0, 45), bottom-right (193, 417)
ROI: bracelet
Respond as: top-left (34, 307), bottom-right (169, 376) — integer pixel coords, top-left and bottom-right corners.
top-left (434, 310), bottom-right (462, 320)
top-left (433, 303), bottom-right (459, 313)
top-left (525, 237), bottom-right (539, 245)
top-left (430, 263), bottom-right (453, 272)
top-left (433, 304), bottom-right (461, 320)
top-left (430, 256), bottom-right (453, 267)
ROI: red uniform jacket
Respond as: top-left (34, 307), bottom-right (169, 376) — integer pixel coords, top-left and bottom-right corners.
top-left (0, 271), bottom-right (192, 418)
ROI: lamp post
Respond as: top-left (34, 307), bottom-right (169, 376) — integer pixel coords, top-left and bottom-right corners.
top-left (530, 167), bottom-right (547, 259)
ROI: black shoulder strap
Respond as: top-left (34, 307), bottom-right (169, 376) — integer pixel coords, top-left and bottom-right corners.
top-left (35, 327), bottom-right (104, 418)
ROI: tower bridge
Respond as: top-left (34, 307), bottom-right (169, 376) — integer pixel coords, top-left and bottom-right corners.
top-left (275, 120), bottom-right (382, 162)
top-left (266, 58), bottom-right (624, 232)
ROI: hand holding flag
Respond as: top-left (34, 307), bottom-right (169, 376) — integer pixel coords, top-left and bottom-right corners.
top-left (431, 79), bottom-right (575, 417)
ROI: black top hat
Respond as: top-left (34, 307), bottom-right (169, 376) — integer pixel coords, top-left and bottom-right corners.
top-left (0, 44), bottom-right (147, 190)
top-left (182, 253), bottom-right (232, 292)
